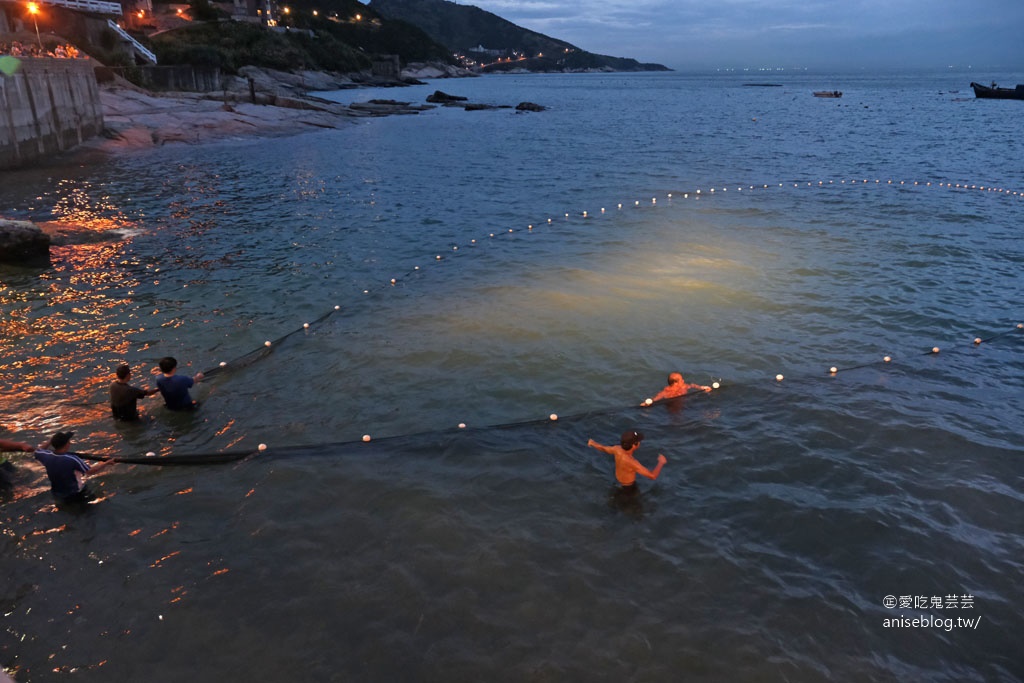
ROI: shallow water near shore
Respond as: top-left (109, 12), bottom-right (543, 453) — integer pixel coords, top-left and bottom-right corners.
top-left (1, 70), bottom-right (1023, 682)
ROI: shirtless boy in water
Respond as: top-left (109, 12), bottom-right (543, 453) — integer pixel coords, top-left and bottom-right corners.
top-left (587, 430), bottom-right (667, 490)
top-left (642, 372), bottom-right (712, 406)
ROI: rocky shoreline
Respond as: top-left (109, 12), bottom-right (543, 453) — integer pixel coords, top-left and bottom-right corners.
top-left (84, 64), bottom-right (462, 152)
top-left (81, 62), bottom-right (549, 152)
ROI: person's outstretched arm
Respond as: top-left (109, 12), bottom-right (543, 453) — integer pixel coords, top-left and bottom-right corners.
top-left (587, 439), bottom-right (616, 455)
top-left (86, 459), bottom-right (113, 475)
top-left (634, 454), bottom-right (668, 480)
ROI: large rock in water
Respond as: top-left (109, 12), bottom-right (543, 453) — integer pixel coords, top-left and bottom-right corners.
top-left (426, 90), bottom-right (468, 103)
top-left (0, 219), bottom-right (50, 264)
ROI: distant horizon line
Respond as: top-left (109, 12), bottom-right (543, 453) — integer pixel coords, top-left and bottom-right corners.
top-left (644, 64), bottom-right (1023, 74)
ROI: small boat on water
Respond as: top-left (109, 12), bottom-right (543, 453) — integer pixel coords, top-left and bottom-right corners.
top-left (970, 82), bottom-right (1024, 100)
top-left (813, 90), bottom-right (842, 98)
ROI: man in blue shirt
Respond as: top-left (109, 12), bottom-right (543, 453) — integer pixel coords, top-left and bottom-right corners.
top-left (155, 356), bottom-right (204, 411)
top-left (34, 431), bottom-right (110, 505)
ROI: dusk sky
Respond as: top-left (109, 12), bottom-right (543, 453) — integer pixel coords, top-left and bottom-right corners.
top-left (455, 0), bottom-right (1024, 71)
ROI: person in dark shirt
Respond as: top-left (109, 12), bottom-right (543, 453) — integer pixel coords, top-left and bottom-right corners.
top-left (34, 431), bottom-right (111, 505)
top-left (155, 356), bottom-right (204, 411)
top-left (110, 363), bottom-right (159, 421)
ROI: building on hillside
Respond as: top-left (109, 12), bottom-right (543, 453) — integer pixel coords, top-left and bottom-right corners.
top-left (372, 54), bottom-right (399, 79)
top-left (228, 0), bottom-right (276, 25)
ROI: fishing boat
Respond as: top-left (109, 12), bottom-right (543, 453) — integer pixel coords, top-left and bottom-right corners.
top-left (969, 82), bottom-right (1024, 100)
top-left (813, 90), bottom-right (842, 98)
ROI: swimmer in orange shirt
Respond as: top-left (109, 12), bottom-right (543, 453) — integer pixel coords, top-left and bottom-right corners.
top-left (642, 372), bottom-right (712, 406)
top-left (587, 430), bottom-right (666, 491)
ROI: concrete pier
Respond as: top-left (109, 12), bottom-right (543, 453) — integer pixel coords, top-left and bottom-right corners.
top-left (0, 58), bottom-right (104, 169)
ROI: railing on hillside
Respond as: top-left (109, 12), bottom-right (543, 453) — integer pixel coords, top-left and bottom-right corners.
top-left (106, 19), bottom-right (157, 64)
top-left (40, 0), bottom-right (122, 15)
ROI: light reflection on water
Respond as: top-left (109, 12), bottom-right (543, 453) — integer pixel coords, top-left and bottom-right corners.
top-left (1, 71), bottom-right (1022, 682)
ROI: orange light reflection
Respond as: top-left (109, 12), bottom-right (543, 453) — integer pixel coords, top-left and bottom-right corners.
top-left (149, 550), bottom-right (181, 568)
top-left (0, 183), bottom-right (142, 441)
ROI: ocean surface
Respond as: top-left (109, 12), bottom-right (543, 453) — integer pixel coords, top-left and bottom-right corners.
top-left (1, 70), bottom-right (1022, 682)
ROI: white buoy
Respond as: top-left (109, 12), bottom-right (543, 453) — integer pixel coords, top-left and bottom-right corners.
top-left (390, 278), bottom-right (396, 284)
top-left (458, 423), bottom-right (466, 429)
top-left (489, 233), bottom-right (495, 238)
top-left (829, 367), bottom-right (837, 374)
top-left (644, 398), bottom-right (653, 406)
top-left (668, 193), bottom-right (673, 198)
top-left (1018, 323), bottom-right (1023, 329)
top-left (528, 224), bottom-right (533, 230)
top-left (219, 361), bottom-right (227, 367)
top-left (264, 341), bottom-right (271, 347)
top-left (146, 451), bottom-right (156, 457)
top-left (362, 434), bottom-right (371, 442)
top-left (583, 211), bottom-right (588, 217)
top-left (453, 246), bottom-right (458, 250)
top-left (712, 382), bottom-right (720, 389)
top-left (775, 374), bottom-right (784, 382)
top-left (974, 337), bottom-right (982, 345)
top-left (334, 305), bottom-right (340, 310)
top-left (884, 356), bottom-right (892, 363)
top-left (258, 444), bottom-right (267, 451)
top-left (549, 413), bottom-right (558, 421)
top-left (436, 255), bottom-right (442, 260)
top-left (303, 323), bottom-right (310, 329)
top-left (618, 203), bottom-right (622, 209)
top-left (931, 347), bottom-right (940, 354)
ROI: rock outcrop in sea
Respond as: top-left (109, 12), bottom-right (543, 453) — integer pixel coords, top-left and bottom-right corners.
top-left (0, 219), bottom-right (50, 265)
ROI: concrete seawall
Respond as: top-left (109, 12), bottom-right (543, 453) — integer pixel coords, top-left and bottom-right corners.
top-left (0, 58), bottom-right (104, 170)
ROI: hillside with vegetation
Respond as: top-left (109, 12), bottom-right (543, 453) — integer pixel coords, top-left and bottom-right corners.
top-left (369, 0), bottom-right (669, 72)
top-left (148, 0), bottom-right (454, 74)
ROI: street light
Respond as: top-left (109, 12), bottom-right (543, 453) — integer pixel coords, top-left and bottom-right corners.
top-left (26, 2), bottom-right (43, 52)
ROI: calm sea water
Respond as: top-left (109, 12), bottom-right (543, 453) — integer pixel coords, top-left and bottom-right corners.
top-left (1, 70), bottom-right (1023, 682)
